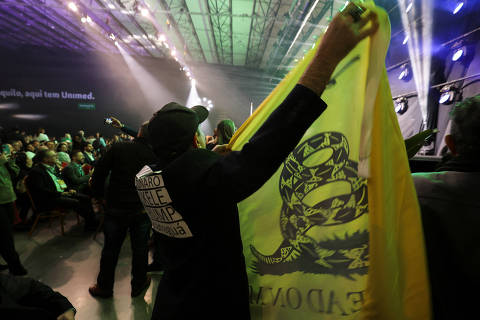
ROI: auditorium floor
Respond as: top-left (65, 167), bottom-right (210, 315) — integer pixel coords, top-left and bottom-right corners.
top-left (4, 214), bottom-right (160, 320)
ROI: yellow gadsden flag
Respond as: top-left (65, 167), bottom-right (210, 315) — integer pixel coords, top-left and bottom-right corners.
top-left (229, 3), bottom-right (430, 320)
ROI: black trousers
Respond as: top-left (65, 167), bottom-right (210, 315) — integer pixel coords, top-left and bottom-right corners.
top-left (0, 202), bottom-right (22, 269)
top-left (96, 211), bottom-right (151, 292)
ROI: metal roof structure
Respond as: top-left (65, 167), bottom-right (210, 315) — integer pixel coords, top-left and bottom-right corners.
top-left (1, 0), bottom-right (479, 103)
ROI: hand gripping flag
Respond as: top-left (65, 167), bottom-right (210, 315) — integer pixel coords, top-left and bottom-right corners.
top-left (229, 2), bottom-right (431, 319)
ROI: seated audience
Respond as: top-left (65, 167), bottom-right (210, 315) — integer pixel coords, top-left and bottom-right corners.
top-left (82, 143), bottom-right (96, 166)
top-left (36, 128), bottom-right (49, 143)
top-left (45, 141), bottom-right (56, 152)
top-left (26, 150), bottom-right (97, 231)
top-left (56, 143), bottom-right (71, 165)
top-left (0, 273), bottom-right (76, 319)
top-left (25, 143), bottom-right (36, 160)
top-left (10, 140), bottom-right (23, 153)
top-left (62, 151), bottom-right (90, 193)
top-left (72, 135), bottom-right (84, 152)
top-left (413, 95), bottom-right (480, 319)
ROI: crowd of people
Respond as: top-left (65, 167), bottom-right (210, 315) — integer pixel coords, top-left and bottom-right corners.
top-left (0, 3), bottom-right (478, 320)
top-left (0, 111), bottom-right (239, 317)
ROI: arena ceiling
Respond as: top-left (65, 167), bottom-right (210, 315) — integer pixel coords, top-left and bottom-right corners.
top-left (1, 0), bottom-right (478, 103)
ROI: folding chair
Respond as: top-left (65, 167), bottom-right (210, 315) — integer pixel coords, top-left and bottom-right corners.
top-left (25, 184), bottom-right (80, 237)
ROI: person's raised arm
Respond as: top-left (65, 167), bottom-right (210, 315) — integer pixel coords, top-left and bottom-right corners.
top-left (298, 2), bottom-right (378, 96)
top-left (208, 3), bottom-right (379, 202)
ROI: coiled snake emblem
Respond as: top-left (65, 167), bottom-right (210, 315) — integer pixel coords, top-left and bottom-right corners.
top-left (251, 132), bottom-right (369, 277)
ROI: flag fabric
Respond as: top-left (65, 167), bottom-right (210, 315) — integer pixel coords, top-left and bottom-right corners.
top-left (229, 2), bottom-right (430, 319)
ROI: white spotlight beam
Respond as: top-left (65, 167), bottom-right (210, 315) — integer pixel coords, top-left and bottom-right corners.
top-left (116, 43), bottom-right (175, 109)
top-left (397, 0), bottom-right (433, 124)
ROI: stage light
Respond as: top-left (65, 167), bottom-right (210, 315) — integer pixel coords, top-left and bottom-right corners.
top-left (109, 33), bottom-right (116, 40)
top-left (114, 41), bottom-right (119, 46)
top-left (142, 35), bottom-right (147, 39)
top-left (191, 79), bottom-right (196, 87)
top-left (171, 49), bottom-right (176, 57)
top-left (439, 85), bottom-right (460, 105)
top-left (81, 16), bottom-right (87, 23)
top-left (394, 97), bottom-right (408, 115)
top-left (453, 1), bottom-right (464, 14)
top-left (140, 7), bottom-right (148, 16)
top-left (403, 35), bottom-right (409, 45)
top-left (68, 2), bottom-right (78, 12)
top-left (121, 9), bottom-right (129, 14)
top-left (186, 71), bottom-right (191, 77)
top-left (108, 3), bottom-right (115, 9)
top-left (86, 16), bottom-right (92, 23)
top-left (398, 64), bottom-right (412, 81)
top-left (406, 1), bottom-right (413, 13)
top-left (452, 48), bottom-right (464, 61)
top-left (158, 34), bottom-right (166, 42)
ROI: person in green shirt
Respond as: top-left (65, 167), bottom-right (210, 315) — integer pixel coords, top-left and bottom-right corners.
top-left (0, 147), bottom-right (28, 275)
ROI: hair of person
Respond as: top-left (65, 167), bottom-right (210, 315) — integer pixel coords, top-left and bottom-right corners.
top-left (56, 143), bottom-right (66, 152)
top-left (450, 94), bottom-right (480, 158)
top-left (71, 149), bottom-right (82, 157)
top-left (33, 149), bottom-right (50, 163)
top-left (216, 119), bottom-right (236, 145)
top-left (15, 152), bottom-right (28, 169)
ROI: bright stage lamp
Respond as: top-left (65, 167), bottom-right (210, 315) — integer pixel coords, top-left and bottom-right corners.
top-left (439, 85), bottom-right (460, 105)
top-left (398, 64), bottom-right (411, 81)
top-left (81, 16), bottom-right (87, 23)
top-left (394, 97), bottom-right (408, 115)
top-left (140, 8), bottom-right (149, 16)
top-left (452, 48), bottom-right (464, 61)
top-left (86, 16), bottom-right (92, 23)
top-left (403, 35), bottom-right (409, 45)
top-left (108, 4), bottom-right (115, 9)
top-left (68, 2), bottom-right (78, 12)
top-left (453, 1), bottom-right (464, 14)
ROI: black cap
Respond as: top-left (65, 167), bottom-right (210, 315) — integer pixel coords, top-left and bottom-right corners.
top-left (148, 102), bottom-right (208, 159)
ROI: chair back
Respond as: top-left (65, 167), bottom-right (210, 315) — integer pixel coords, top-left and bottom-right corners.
top-left (24, 176), bottom-right (38, 213)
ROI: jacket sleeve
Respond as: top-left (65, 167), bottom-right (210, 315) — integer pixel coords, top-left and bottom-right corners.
top-left (121, 125), bottom-right (138, 137)
top-left (207, 84), bottom-right (327, 203)
top-left (26, 168), bottom-right (60, 199)
top-left (0, 274), bottom-right (74, 317)
top-left (91, 146), bottom-right (114, 197)
top-left (63, 166), bottom-right (89, 187)
top-left (6, 159), bottom-right (20, 178)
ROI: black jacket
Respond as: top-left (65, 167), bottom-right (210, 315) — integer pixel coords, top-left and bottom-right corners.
top-left (0, 274), bottom-right (74, 320)
top-left (62, 163), bottom-right (89, 192)
top-left (138, 85), bottom-right (327, 319)
top-left (413, 156), bottom-right (480, 320)
top-left (91, 137), bottom-right (157, 211)
top-left (26, 164), bottom-right (61, 210)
